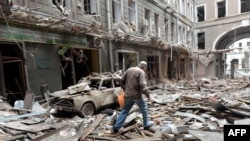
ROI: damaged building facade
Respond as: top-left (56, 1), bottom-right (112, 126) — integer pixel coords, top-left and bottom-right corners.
top-left (195, 0), bottom-right (250, 78)
top-left (0, 0), bottom-right (194, 104)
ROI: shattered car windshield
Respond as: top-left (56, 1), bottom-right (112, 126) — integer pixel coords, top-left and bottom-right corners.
top-left (89, 79), bottom-right (101, 89)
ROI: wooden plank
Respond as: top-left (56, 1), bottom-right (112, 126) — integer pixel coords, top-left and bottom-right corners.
top-left (0, 111), bottom-right (48, 122)
top-left (149, 113), bottom-right (162, 119)
top-left (174, 111), bottom-right (205, 123)
top-left (120, 123), bottom-right (141, 134)
top-left (5, 135), bottom-right (26, 141)
top-left (123, 132), bottom-right (140, 139)
top-left (31, 125), bottom-right (70, 141)
top-left (124, 137), bottom-right (162, 141)
top-left (87, 135), bottom-right (118, 141)
top-left (0, 125), bottom-right (23, 135)
top-left (0, 121), bottom-right (56, 133)
top-left (142, 130), bottom-right (154, 137)
top-left (136, 127), bottom-right (146, 137)
top-left (235, 97), bottom-right (250, 104)
top-left (80, 114), bottom-right (105, 140)
top-left (178, 110), bottom-right (199, 125)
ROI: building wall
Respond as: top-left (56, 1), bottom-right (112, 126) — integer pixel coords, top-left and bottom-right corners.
top-left (112, 41), bottom-right (169, 85)
top-left (0, 0), bottom-right (194, 102)
top-left (195, 0), bottom-right (250, 78)
top-left (226, 38), bottom-right (250, 77)
top-left (112, 0), bottom-right (192, 80)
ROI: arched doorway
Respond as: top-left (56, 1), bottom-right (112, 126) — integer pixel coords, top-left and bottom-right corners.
top-left (214, 25), bottom-right (250, 78)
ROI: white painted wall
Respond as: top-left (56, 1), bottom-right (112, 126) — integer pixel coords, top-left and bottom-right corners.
top-left (226, 38), bottom-right (250, 77)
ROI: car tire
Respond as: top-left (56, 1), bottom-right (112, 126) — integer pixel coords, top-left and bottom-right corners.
top-left (80, 102), bottom-right (95, 117)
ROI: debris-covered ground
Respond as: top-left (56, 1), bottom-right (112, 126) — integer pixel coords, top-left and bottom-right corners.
top-left (1, 77), bottom-right (250, 141)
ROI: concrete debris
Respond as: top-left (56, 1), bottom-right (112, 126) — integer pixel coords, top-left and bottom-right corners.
top-left (188, 130), bottom-right (223, 141)
top-left (150, 93), bottom-right (181, 104)
top-left (173, 111), bottom-right (206, 123)
top-left (1, 77), bottom-right (250, 140)
top-left (234, 118), bottom-right (250, 125)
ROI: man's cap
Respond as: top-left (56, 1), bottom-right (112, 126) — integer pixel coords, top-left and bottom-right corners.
top-left (139, 61), bottom-right (147, 66)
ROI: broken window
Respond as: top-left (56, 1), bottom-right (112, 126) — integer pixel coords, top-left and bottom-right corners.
top-left (197, 32), bottom-right (205, 49)
top-left (178, 26), bottom-right (182, 43)
top-left (84, 0), bottom-right (97, 15)
top-left (241, 0), bottom-right (250, 13)
top-left (217, 1), bottom-right (225, 18)
top-left (114, 79), bottom-right (121, 87)
top-left (197, 5), bottom-right (204, 22)
top-left (147, 55), bottom-right (159, 80)
top-left (247, 42), bottom-right (250, 46)
top-left (0, 44), bottom-right (27, 104)
top-left (52, 0), bottom-right (69, 15)
top-left (171, 22), bottom-right (175, 42)
top-left (117, 51), bottom-right (138, 72)
top-left (101, 79), bottom-right (112, 89)
top-left (144, 8), bottom-right (151, 27)
top-left (154, 13), bottom-right (160, 37)
top-left (112, 0), bottom-right (122, 23)
top-left (140, 8), bottom-right (150, 35)
top-left (0, 0), bottom-right (12, 15)
top-left (128, 0), bottom-right (136, 31)
top-left (52, 0), bottom-right (65, 9)
top-left (239, 42), bottom-right (242, 47)
top-left (90, 79), bottom-right (101, 89)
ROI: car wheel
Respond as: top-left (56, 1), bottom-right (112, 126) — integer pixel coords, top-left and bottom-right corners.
top-left (80, 102), bottom-right (95, 117)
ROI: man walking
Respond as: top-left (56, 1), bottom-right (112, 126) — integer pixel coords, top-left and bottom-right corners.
top-left (112, 61), bottom-right (153, 133)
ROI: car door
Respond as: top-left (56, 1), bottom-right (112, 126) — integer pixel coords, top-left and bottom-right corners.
top-left (99, 79), bottom-right (116, 106)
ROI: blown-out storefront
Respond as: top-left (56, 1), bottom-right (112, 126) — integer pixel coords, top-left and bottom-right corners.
top-left (111, 41), bottom-right (190, 85)
top-left (0, 23), bottom-right (101, 104)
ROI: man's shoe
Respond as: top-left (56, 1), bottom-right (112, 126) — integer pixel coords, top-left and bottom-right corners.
top-left (112, 128), bottom-right (119, 133)
top-left (144, 123), bottom-right (153, 130)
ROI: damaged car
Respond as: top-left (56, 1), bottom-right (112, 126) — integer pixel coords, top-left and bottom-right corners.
top-left (49, 72), bottom-right (123, 117)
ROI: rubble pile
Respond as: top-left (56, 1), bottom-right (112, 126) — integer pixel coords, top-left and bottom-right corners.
top-left (1, 77), bottom-right (250, 141)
